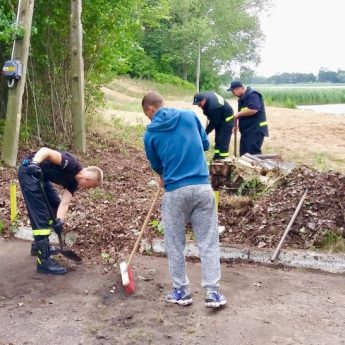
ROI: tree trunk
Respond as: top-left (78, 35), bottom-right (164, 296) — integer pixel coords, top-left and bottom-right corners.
top-left (196, 41), bottom-right (201, 93)
top-left (2, 0), bottom-right (35, 167)
top-left (70, 0), bottom-right (86, 152)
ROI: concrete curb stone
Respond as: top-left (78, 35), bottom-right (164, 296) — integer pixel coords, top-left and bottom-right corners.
top-left (14, 226), bottom-right (345, 274)
top-left (152, 238), bottom-right (345, 274)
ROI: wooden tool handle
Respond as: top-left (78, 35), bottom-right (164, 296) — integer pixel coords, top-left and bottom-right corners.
top-left (127, 187), bottom-right (161, 267)
top-left (234, 119), bottom-right (238, 157)
top-left (271, 189), bottom-right (308, 262)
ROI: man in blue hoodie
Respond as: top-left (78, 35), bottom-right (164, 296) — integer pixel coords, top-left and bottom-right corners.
top-left (142, 91), bottom-right (227, 308)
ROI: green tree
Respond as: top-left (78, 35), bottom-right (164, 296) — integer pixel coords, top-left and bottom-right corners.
top-left (140, 0), bottom-right (270, 90)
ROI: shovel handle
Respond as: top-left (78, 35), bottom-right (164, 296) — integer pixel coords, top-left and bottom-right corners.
top-left (127, 187), bottom-right (161, 268)
top-left (271, 189), bottom-right (308, 262)
top-left (233, 119), bottom-right (238, 157)
top-left (37, 179), bottom-right (64, 250)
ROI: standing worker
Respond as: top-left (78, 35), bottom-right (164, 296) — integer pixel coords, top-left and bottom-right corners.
top-left (193, 92), bottom-right (234, 160)
top-left (228, 80), bottom-right (268, 156)
top-left (142, 91), bottom-right (227, 308)
top-left (18, 147), bottom-right (103, 275)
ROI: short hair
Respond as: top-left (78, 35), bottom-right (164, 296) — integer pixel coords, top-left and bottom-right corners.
top-left (142, 91), bottom-right (164, 109)
top-left (85, 166), bottom-right (103, 185)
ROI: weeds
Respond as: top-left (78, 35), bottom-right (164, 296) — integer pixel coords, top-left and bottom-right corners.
top-left (238, 176), bottom-right (265, 198)
top-left (320, 230), bottom-right (345, 253)
top-left (150, 219), bottom-right (164, 235)
top-left (313, 153), bottom-right (327, 171)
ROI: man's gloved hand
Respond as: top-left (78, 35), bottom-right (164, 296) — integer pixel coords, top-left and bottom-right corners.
top-left (52, 218), bottom-right (64, 235)
top-left (26, 162), bottom-right (42, 178)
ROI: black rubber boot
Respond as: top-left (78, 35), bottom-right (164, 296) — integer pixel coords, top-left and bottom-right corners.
top-left (36, 238), bottom-right (67, 275)
top-left (31, 240), bottom-right (58, 256)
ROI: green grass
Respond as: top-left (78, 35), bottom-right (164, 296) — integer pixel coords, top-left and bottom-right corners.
top-left (107, 101), bottom-right (142, 113)
top-left (110, 117), bottom-right (146, 149)
top-left (256, 86), bottom-right (345, 107)
top-left (222, 84), bottom-right (345, 108)
top-left (320, 230), bottom-right (345, 253)
top-left (107, 76), bottom-right (195, 101)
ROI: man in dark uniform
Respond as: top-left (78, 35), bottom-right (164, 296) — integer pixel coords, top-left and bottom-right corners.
top-left (18, 147), bottom-right (103, 275)
top-left (228, 81), bottom-right (268, 156)
top-left (193, 92), bottom-right (234, 160)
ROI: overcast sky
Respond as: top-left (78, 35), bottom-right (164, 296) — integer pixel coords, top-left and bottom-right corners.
top-left (255, 0), bottom-right (345, 77)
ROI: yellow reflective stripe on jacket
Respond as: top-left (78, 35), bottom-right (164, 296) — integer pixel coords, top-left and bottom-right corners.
top-left (240, 107), bottom-right (249, 111)
top-left (214, 92), bottom-right (224, 106)
top-left (225, 115), bottom-right (234, 122)
top-left (219, 152), bottom-right (229, 157)
top-left (32, 229), bottom-right (51, 236)
top-left (260, 121), bottom-right (268, 127)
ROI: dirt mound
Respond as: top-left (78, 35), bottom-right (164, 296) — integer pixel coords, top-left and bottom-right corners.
top-left (1, 137), bottom-right (345, 262)
top-left (219, 166), bottom-right (345, 250)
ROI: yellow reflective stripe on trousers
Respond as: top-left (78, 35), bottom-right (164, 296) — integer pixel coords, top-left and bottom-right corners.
top-left (214, 149), bottom-right (220, 153)
top-left (225, 115), bottom-right (234, 122)
top-left (260, 121), bottom-right (268, 127)
top-left (219, 152), bottom-right (229, 157)
top-left (32, 229), bottom-right (51, 236)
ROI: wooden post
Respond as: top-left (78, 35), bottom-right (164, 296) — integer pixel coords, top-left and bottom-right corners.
top-left (1, 0), bottom-right (35, 167)
top-left (195, 41), bottom-right (201, 93)
top-left (70, 0), bottom-right (86, 152)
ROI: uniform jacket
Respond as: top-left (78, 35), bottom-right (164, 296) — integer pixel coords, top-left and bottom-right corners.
top-left (238, 87), bottom-right (268, 136)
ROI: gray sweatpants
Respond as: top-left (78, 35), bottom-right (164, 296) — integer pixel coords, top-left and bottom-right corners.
top-left (161, 184), bottom-right (221, 290)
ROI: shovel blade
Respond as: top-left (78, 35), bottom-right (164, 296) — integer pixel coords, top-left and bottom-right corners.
top-left (58, 249), bottom-right (82, 262)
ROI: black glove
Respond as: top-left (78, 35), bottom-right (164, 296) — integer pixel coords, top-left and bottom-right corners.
top-left (52, 218), bottom-right (64, 235)
top-left (26, 162), bottom-right (42, 178)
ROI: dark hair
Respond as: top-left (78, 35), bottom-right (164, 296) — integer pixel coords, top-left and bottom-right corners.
top-left (142, 91), bottom-right (164, 109)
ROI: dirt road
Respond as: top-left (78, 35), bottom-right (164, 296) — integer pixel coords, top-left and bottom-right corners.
top-left (1, 238), bottom-right (344, 345)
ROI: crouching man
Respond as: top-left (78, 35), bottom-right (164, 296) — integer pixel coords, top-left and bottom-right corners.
top-left (18, 147), bottom-right (103, 275)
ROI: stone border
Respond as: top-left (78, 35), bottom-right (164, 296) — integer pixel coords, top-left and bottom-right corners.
top-left (152, 238), bottom-right (345, 274)
top-left (14, 227), bottom-right (345, 274)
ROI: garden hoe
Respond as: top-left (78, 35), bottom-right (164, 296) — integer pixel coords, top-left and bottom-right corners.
top-left (120, 186), bottom-right (161, 295)
top-left (38, 178), bottom-right (82, 262)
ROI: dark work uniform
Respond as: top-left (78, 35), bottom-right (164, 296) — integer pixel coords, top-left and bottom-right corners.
top-left (202, 92), bottom-right (234, 159)
top-left (237, 87), bottom-right (268, 156)
top-left (18, 152), bottom-right (82, 238)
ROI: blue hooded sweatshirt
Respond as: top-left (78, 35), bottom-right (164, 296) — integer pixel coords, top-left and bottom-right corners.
top-left (144, 107), bottom-right (210, 192)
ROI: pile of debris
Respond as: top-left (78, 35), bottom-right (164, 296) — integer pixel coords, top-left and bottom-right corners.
top-left (210, 153), bottom-right (295, 192)
top-left (218, 164), bottom-right (345, 250)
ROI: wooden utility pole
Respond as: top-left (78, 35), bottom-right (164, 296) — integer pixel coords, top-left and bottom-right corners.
top-left (196, 41), bottom-right (201, 93)
top-left (1, 0), bottom-right (35, 167)
top-left (70, 0), bottom-right (86, 152)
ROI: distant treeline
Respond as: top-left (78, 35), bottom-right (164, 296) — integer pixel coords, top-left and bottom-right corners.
top-left (251, 69), bottom-right (345, 84)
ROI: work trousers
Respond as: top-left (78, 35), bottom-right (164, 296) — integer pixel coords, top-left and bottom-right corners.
top-left (214, 121), bottom-right (233, 159)
top-left (161, 184), bottom-right (221, 290)
top-left (18, 162), bottom-right (60, 238)
top-left (240, 131), bottom-right (265, 156)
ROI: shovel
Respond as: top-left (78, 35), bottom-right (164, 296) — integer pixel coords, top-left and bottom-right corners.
top-left (233, 118), bottom-right (238, 157)
top-left (37, 179), bottom-right (82, 262)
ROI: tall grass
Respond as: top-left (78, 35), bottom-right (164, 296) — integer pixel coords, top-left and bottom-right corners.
top-left (224, 85), bottom-right (345, 108)
top-left (256, 87), bottom-right (345, 108)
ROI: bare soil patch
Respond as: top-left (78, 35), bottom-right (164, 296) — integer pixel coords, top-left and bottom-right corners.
top-left (1, 239), bottom-right (345, 345)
